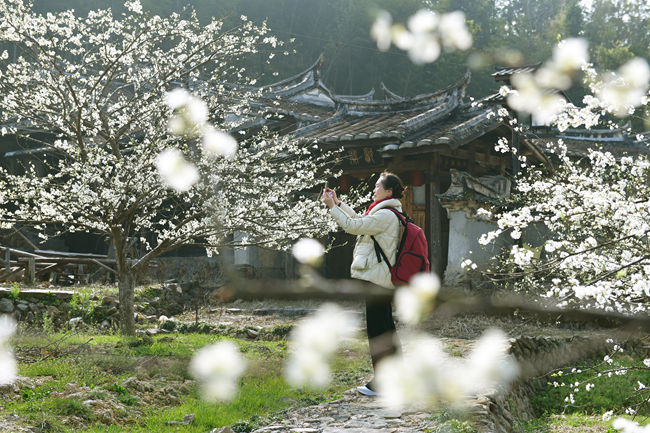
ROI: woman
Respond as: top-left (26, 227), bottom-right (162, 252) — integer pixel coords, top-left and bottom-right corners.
top-left (321, 171), bottom-right (404, 397)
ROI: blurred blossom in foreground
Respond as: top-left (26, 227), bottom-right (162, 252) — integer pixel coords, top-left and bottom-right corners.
top-left (371, 9), bottom-right (472, 65)
top-left (508, 38), bottom-right (588, 124)
top-left (202, 127), bottom-right (238, 159)
top-left (612, 418), bottom-right (648, 433)
top-left (189, 341), bottom-right (246, 401)
top-left (285, 304), bottom-right (359, 387)
top-left (438, 11), bottom-right (472, 51)
top-left (376, 329), bottom-right (518, 407)
top-left (155, 148), bottom-right (200, 192)
top-left (0, 315), bottom-right (17, 385)
top-left (508, 73), bottom-right (565, 124)
top-left (165, 88), bottom-right (209, 135)
top-left (291, 238), bottom-right (325, 267)
top-left (395, 273), bottom-right (440, 325)
top-left (597, 57), bottom-right (650, 117)
top-left (370, 10), bottom-right (392, 52)
top-left (466, 329), bottom-right (519, 390)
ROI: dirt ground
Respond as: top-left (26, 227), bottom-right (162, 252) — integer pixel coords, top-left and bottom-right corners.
top-left (176, 296), bottom-right (623, 358)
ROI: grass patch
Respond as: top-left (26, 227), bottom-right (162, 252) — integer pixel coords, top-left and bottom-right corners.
top-left (519, 413), bottom-right (622, 432)
top-left (531, 354), bottom-right (650, 418)
top-left (5, 331), bottom-right (371, 432)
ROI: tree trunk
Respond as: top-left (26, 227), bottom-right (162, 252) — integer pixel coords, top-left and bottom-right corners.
top-left (118, 270), bottom-right (136, 336)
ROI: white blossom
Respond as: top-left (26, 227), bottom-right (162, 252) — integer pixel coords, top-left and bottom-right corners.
top-left (202, 128), bottom-right (238, 159)
top-left (291, 238), bottom-right (325, 267)
top-left (285, 304), bottom-right (359, 387)
top-left (612, 418), bottom-right (647, 433)
top-left (0, 316), bottom-right (17, 385)
top-left (375, 330), bottom-right (518, 407)
top-left (438, 11), bottom-right (472, 51)
top-left (370, 8), bottom-right (471, 65)
top-left (189, 341), bottom-right (246, 401)
top-left (155, 149), bottom-right (200, 192)
top-left (371, 10), bottom-right (393, 52)
top-left (394, 273), bottom-right (440, 325)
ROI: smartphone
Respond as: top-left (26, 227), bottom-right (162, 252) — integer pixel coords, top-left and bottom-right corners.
top-left (321, 181), bottom-right (329, 202)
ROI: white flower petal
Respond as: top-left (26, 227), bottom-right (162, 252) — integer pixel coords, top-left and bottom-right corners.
top-left (155, 148), bottom-right (199, 192)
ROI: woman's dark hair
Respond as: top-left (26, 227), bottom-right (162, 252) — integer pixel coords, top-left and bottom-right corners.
top-left (379, 171), bottom-right (405, 199)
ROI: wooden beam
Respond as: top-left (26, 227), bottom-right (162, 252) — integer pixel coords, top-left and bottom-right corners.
top-left (0, 246), bottom-right (45, 259)
top-left (468, 143), bottom-right (476, 176)
top-left (26, 258), bottom-right (35, 285)
top-left (12, 228), bottom-right (38, 251)
top-left (35, 263), bottom-right (64, 278)
top-left (90, 259), bottom-right (118, 275)
top-left (427, 154), bottom-right (444, 278)
top-left (35, 250), bottom-right (109, 259)
top-left (384, 160), bottom-right (430, 172)
top-left (0, 267), bottom-right (23, 282)
top-left (438, 149), bottom-right (502, 166)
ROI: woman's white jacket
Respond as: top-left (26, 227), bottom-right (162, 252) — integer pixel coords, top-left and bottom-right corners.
top-left (329, 198), bottom-right (402, 289)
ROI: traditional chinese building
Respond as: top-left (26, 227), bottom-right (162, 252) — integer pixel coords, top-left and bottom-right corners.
top-left (234, 56), bottom-right (552, 285)
top-left (1, 56), bottom-right (574, 287)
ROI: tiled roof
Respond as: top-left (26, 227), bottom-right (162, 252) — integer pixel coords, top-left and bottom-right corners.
top-left (293, 71), bottom-right (473, 144)
top-left (491, 63), bottom-right (543, 80)
top-left (393, 104), bottom-right (498, 151)
top-left (261, 99), bottom-right (335, 121)
top-left (532, 134), bottom-right (649, 159)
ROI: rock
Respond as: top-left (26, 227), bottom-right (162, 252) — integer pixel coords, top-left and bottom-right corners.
top-left (210, 427), bottom-right (234, 433)
top-left (247, 329), bottom-right (259, 338)
top-left (106, 306), bottom-right (118, 315)
top-left (46, 306), bottom-right (60, 317)
top-left (101, 320), bottom-right (111, 328)
top-left (0, 298), bottom-right (14, 313)
top-left (280, 396), bottom-right (296, 403)
top-left (150, 297), bottom-right (162, 307)
top-left (25, 312), bottom-right (34, 323)
top-left (15, 304), bottom-right (28, 312)
top-left (102, 296), bottom-right (116, 305)
top-left (146, 328), bottom-right (159, 336)
top-left (64, 381), bottom-right (80, 393)
top-left (98, 409), bottom-right (114, 425)
top-left (165, 413), bottom-right (195, 426)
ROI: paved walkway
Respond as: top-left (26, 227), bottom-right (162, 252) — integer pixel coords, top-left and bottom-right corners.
top-left (252, 389), bottom-right (439, 433)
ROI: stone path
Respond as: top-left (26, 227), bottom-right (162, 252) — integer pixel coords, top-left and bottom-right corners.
top-left (252, 389), bottom-right (442, 433)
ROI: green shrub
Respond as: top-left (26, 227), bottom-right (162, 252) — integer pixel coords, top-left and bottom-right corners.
top-left (532, 356), bottom-right (650, 416)
top-left (426, 420), bottom-right (479, 433)
top-left (9, 283), bottom-right (20, 300)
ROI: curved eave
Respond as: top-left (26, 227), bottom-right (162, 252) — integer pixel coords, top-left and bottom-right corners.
top-left (263, 53), bottom-right (325, 93)
top-left (339, 70), bottom-right (471, 115)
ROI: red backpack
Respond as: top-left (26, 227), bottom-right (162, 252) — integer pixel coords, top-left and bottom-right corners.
top-left (371, 208), bottom-right (430, 285)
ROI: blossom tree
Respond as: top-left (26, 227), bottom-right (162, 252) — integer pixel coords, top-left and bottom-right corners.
top-left (0, 0), bottom-right (339, 335)
top-left (471, 39), bottom-right (650, 315)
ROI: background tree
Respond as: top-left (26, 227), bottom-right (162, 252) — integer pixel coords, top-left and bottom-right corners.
top-left (0, 0), bottom-right (340, 335)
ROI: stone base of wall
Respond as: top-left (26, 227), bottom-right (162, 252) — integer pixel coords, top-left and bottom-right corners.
top-left (469, 335), bottom-right (650, 433)
top-left (151, 257), bottom-right (226, 288)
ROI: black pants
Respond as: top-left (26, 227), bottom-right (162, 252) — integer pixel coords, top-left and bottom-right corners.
top-left (366, 297), bottom-right (401, 381)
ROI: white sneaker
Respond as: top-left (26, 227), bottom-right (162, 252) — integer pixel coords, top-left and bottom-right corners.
top-left (356, 385), bottom-right (378, 397)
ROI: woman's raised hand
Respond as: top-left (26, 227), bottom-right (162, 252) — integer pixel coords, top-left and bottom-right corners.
top-left (325, 188), bottom-right (338, 204)
top-left (321, 190), bottom-right (335, 209)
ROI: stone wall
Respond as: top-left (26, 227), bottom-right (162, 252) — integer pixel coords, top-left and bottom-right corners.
top-left (152, 257), bottom-right (226, 288)
top-left (470, 335), bottom-right (650, 433)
